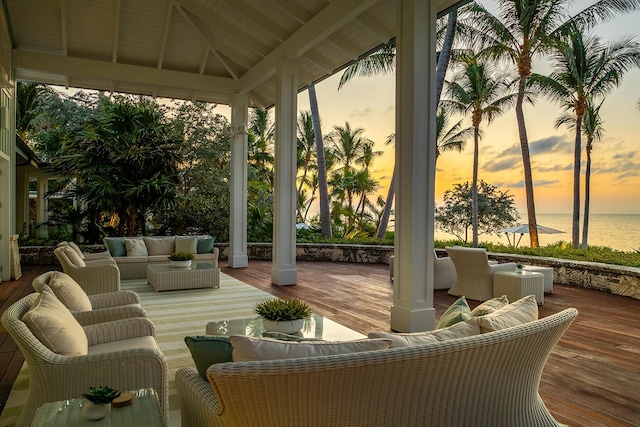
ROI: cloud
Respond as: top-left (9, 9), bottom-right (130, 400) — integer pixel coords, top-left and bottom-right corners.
top-left (537, 163), bottom-right (572, 172)
top-left (612, 151), bottom-right (638, 160)
top-left (529, 135), bottom-right (571, 154)
top-left (350, 107), bottom-right (374, 118)
top-left (484, 157), bottom-right (520, 172)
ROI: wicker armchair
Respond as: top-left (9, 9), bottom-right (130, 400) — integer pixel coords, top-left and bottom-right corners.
top-left (32, 271), bottom-right (147, 326)
top-left (57, 241), bottom-right (112, 261)
top-left (1, 293), bottom-right (168, 427)
top-left (389, 251), bottom-right (457, 289)
top-left (176, 309), bottom-right (577, 427)
top-left (54, 246), bottom-right (121, 295)
top-left (446, 246), bottom-right (517, 301)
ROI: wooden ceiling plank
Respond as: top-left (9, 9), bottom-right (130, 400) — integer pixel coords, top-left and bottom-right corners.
top-left (60, 0), bottom-right (68, 56)
top-left (303, 50), bottom-right (334, 75)
top-left (326, 34), bottom-right (362, 61)
top-left (219, 0), bottom-right (288, 43)
top-left (112, 0), bottom-right (121, 62)
top-left (175, 0), bottom-right (270, 58)
top-left (269, 0), bottom-right (313, 25)
top-left (354, 12), bottom-right (393, 44)
top-left (238, 0), bottom-right (379, 93)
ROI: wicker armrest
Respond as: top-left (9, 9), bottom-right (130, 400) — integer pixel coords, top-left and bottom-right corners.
top-left (73, 305), bottom-right (147, 326)
top-left (176, 367), bottom-right (223, 425)
top-left (85, 258), bottom-right (117, 266)
top-left (490, 262), bottom-right (518, 273)
top-left (84, 317), bottom-right (156, 346)
top-left (88, 290), bottom-right (141, 308)
top-left (84, 251), bottom-right (113, 261)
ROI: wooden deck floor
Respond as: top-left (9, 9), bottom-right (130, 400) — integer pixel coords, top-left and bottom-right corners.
top-left (2, 262), bottom-right (640, 426)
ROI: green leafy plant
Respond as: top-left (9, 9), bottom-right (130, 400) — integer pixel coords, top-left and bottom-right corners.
top-left (254, 298), bottom-right (312, 321)
top-left (82, 386), bottom-right (120, 404)
top-left (168, 251), bottom-right (195, 261)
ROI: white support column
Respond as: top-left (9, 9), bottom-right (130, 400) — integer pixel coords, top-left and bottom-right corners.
top-left (36, 176), bottom-right (48, 239)
top-left (391, 0), bottom-right (437, 332)
top-left (228, 93), bottom-right (249, 268)
top-left (0, 153), bottom-right (10, 282)
top-left (271, 59), bottom-right (298, 285)
top-left (15, 167), bottom-right (28, 234)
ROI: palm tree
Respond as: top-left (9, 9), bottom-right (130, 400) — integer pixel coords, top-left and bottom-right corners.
top-left (16, 82), bottom-right (46, 141)
top-left (296, 111), bottom-right (317, 223)
top-left (581, 99), bottom-right (606, 249)
top-left (531, 27), bottom-right (640, 248)
top-left (354, 142), bottom-right (382, 224)
top-left (307, 84), bottom-right (332, 237)
top-left (435, 109), bottom-right (471, 160)
top-left (464, 0), bottom-right (640, 247)
top-left (248, 108), bottom-right (275, 190)
top-left (376, 134), bottom-right (395, 238)
top-left (443, 55), bottom-right (517, 247)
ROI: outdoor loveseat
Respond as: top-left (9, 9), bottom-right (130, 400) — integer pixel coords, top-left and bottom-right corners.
top-left (176, 299), bottom-right (577, 427)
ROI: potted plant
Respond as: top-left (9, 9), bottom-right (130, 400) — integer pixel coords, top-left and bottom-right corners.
top-left (82, 386), bottom-right (120, 420)
top-left (169, 251), bottom-right (195, 268)
top-left (516, 263), bottom-right (524, 274)
top-left (254, 297), bottom-right (313, 334)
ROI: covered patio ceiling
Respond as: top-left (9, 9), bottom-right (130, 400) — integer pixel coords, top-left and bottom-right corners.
top-left (6, 0), bottom-right (463, 107)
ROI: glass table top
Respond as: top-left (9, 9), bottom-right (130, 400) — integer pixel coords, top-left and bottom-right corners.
top-left (206, 314), bottom-right (365, 341)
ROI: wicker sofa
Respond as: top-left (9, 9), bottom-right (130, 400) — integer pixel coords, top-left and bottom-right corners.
top-left (103, 235), bottom-right (219, 280)
top-left (176, 308), bottom-right (577, 427)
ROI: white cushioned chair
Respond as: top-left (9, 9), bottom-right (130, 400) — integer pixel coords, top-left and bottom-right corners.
top-left (446, 246), bottom-right (517, 301)
top-left (1, 292), bottom-right (168, 427)
top-left (54, 246), bottom-right (121, 295)
top-left (389, 251), bottom-right (457, 289)
top-left (32, 271), bottom-right (146, 326)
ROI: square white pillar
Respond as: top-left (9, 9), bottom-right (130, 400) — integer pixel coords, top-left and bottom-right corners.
top-left (271, 59), bottom-right (298, 285)
top-left (228, 93), bottom-right (249, 268)
top-left (391, 0), bottom-right (437, 332)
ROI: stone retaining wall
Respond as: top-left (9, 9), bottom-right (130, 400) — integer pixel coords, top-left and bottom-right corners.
top-left (19, 243), bottom-right (640, 299)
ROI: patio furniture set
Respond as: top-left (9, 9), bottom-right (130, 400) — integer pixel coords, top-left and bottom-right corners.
top-left (391, 246), bottom-right (553, 304)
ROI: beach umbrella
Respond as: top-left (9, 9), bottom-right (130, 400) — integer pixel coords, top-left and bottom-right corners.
top-left (498, 224), bottom-right (564, 247)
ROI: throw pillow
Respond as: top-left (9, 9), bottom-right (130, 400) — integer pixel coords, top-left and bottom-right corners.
top-left (184, 336), bottom-right (233, 380)
top-left (477, 295), bottom-right (538, 333)
top-left (143, 236), bottom-right (175, 256)
top-left (230, 335), bottom-right (392, 362)
top-left (197, 236), bottom-right (215, 254)
top-left (436, 296), bottom-right (471, 329)
top-left (47, 272), bottom-right (92, 312)
top-left (22, 288), bottom-right (88, 356)
top-left (125, 238), bottom-right (148, 257)
top-left (470, 295), bottom-right (510, 317)
top-left (68, 242), bottom-right (85, 259)
top-left (104, 237), bottom-right (127, 257)
top-left (367, 318), bottom-right (481, 348)
top-left (63, 245), bottom-right (86, 267)
top-left (175, 236), bottom-right (198, 254)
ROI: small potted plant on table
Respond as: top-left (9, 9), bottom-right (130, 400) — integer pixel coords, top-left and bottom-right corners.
top-left (82, 386), bottom-right (120, 420)
top-left (169, 251), bottom-right (195, 268)
top-left (254, 297), bottom-right (313, 334)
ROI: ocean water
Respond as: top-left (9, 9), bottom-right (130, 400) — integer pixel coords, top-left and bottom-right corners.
top-left (434, 214), bottom-right (640, 252)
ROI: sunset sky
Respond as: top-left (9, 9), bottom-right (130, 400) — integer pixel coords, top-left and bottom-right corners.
top-left (291, 2), bottom-right (640, 216)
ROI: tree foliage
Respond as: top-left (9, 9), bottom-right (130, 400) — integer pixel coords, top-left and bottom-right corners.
top-left (435, 181), bottom-right (520, 243)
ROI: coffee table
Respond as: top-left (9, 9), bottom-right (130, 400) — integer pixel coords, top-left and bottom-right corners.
top-left (493, 270), bottom-right (544, 305)
top-left (147, 262), bottom-right (220, 292)
top-left (206, 314), bottom-right (365, 341)
top-left (32, 388), bottom-right (162, 427)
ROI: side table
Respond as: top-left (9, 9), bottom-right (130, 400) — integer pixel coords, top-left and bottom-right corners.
top-left (32, 388), bottom-right (163, 427)
top-left (523, 265), bottom-right (553, 293)
top-left (493, 271), bottom-right (544, 305)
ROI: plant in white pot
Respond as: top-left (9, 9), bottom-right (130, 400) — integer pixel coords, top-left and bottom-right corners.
top-left (254, 298), bottom-right (313, 334)
top-left (169, 251), bottom-right (195, 268)
top-left (82, 386), bottom-right (120, 420)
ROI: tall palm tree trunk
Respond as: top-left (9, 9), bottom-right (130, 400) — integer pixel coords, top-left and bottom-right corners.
top-left (581, 138), bottom-right (592, 249)
top-left (515, 75), bottom-right (539, 247)
top-left (436, 10), bottom-right (457, 104)
top-left (376, 167), bottom-right (395, 238)
top-left (308, 84), bottom-right (332, 237)
top-left (572, 116), bottom-right (583, 249)
top-left (472, 127), bottom-right (479, 247)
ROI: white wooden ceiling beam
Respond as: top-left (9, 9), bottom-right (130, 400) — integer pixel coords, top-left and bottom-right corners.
top-left (326, 34), bottom-right (362, 61)
top-left (354, 13), bottom-right (393, 44)
top-left (13, 49), bottom-right (236, 94)
top-left (269, 0), bottom-right (313, 24)
top-left (157, 1), bottom-right (173, 69)
top-left (112, 0), bottom-right (121, 63)
top-left (238, 0), bottom-right (379, 93)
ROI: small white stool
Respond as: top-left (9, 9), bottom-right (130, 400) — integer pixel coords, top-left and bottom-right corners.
top-left (493, 271), bottom-right (544, 305)
top-left (522, 266), bottom-right (553, 293)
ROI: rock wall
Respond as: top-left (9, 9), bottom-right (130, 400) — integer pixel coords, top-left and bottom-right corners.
top-left (20, 243), bottom-right (640, 299)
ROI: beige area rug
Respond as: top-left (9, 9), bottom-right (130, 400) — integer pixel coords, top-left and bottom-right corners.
top-left (0, 272), bottom-right (272, 427)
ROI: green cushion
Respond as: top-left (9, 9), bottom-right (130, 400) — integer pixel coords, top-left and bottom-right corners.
top-left (103, 237), bottom-right (126, 257)
top-left (197, 236), bottom-right (215, 254)
top-left (436, 296), bottom-right (471, 329)
top-left (470, 295), bottom-right (510, 317)
top-left (184, 336), bottom-right (233, 380)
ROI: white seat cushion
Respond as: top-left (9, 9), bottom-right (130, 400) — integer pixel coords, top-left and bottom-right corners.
top-left (88, 335), bottom-right (159, 354)
top-left (22, 288), bottom-right (88, 356)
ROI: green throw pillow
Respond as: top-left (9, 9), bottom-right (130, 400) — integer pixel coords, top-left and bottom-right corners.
top-left (103, 237), bottom-right (126, 257)
top-left (436, 296), bottom-right (471, 329)
top-left (470, 295), bottom-right (510, 317)
top-left (184, 336), bottom-right (233, 380)
top-left (197, 236), bottom-right (215, 254)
